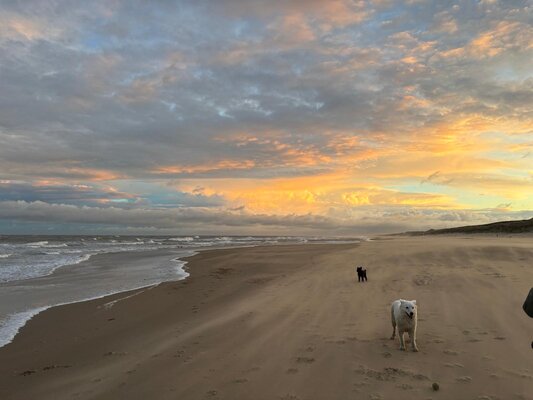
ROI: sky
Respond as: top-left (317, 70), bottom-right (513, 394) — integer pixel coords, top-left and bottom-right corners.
top-left (0, 0), bottom-right (532, 236)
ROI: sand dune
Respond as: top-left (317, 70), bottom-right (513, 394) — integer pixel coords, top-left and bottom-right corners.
top-left (0, 236), bottom-right (532, 399)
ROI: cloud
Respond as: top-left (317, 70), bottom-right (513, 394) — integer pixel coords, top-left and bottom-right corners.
top-left (0, 180), bottom-right (135, 207)
top-left (1, 200), bottom-right (531, 235)
top-left (0, 180), bottom-right (226, 209)
top-left (0, 1), bottom-right (531, 233)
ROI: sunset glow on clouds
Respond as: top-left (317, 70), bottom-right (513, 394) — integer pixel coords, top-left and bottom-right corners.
top-left (0, 0), bottom-right (532, 235)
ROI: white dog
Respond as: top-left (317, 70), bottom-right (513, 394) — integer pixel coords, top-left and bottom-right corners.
top-left (390, 299), bottom-right (419, 352)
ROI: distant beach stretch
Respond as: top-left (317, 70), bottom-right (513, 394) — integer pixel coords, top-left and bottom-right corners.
top-left (1, 235), bottom-right (532, 400)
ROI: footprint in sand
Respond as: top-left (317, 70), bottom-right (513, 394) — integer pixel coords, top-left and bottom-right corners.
top-left (357, 366), bottom-right (429, 382)
top-left (443, 349), bottom-right (459, 355)
top-left (444, 362), bottom-right (464, 368)
top-left (493, 336), bottom-right (506, 341)
top-left (456, 376), bottom-right (472, 383)
top-left (104, 351), bottom-right (127, 357)
top-left (296, 357), bottom-right (315, 364)
top-left (42, 364), bottom-right (71, 371)
top-left (396, 383), bottom-right (413, 390)
top-left (413, 275), bottom-right (432, 286)
top-left (286, 368), bottom-right (298, 374)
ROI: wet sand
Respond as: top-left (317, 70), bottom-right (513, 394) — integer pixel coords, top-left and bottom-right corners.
top-left (0, 236), bottom-right (532, 399)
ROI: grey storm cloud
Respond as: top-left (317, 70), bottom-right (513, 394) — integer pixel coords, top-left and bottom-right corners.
top-left (0, 200), bottom-right (531, 235)
top-left (0, 200), bottom-right (345, 231)
top-left (0, 181), bottom-right (133, 206)
top-left (0, 181), bottom-right (225, 209)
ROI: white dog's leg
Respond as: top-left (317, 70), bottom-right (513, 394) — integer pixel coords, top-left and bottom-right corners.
top-left (399, 332), bottom-right (406, 351)
top-left (409, 330), bottom-right (419, 352)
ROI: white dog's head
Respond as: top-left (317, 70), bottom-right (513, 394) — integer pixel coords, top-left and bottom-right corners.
top-left (400, 299), bottom-right (417, 319)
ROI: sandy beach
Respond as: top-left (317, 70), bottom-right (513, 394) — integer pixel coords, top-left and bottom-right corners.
top-left (0, 236), bottom-right (532, 400)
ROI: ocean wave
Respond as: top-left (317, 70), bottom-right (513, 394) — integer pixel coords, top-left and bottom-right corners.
top-left (169, 237), bottom-right (195, 242)
top-left (27, 241), bottom-right (68, 248)
top-left (0, 306), bottom-right (49, 349)
top-left (27, 241), bottom-right (49, 247)
top-left (0, 252), bottom-right (193, 348)
top-left (101, 241), bottom-right (145, 246)
top-left (0, 253), bottom-right (12, 258)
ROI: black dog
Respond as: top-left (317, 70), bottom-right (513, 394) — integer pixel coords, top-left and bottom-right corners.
top-left (356, 266), bottom-right (368, 282)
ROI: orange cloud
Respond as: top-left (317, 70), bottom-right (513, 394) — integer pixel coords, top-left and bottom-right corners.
top-left (342, 188), bottom-right (454, 208)
top-left (438, 21), bottom-right (533, 60)
top-left (274, 13), bottom-right (316, 44)
top-left (65, 168), bottom-right (125, 181)
top-left (0, 15), bottom-right (45, 41)
top-left (154, 160), bottom-right (256, 175)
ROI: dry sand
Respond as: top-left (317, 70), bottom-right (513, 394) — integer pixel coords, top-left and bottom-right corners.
top-left (0, 236), bottom-right (532, 399)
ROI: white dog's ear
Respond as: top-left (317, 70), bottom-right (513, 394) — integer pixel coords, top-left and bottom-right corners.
top-left (412, 300), bottom-right (417, 305)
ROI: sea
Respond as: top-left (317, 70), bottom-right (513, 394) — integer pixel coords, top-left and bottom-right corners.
top-left (0, 235), bottom-right (360, 348)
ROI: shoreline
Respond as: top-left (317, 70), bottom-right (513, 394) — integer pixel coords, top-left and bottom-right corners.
top-left (1, 238), bottom-right (532, 400)
top-left (0, 248), bottom-right (195, 349)
top-left (0, 240), bottom-right (361, 350)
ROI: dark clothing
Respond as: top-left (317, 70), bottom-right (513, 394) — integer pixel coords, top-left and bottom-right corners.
top-left (524, 288), bottom-right (533, 318)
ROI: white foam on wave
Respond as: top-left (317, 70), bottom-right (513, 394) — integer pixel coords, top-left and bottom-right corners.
top-left (172, 254), bottom-right (193, 279)
top-left (26, 241), bottom-right (68, 248)
top-left (0, 253), bottom-right (94, 283)
top-left (103, 241), bottom-right (144, 246)
top-left (0, 254), bottom-right (193, 349)
top-left (37, 253), bottom-right (93, 279)
top-left (27, 241), bottom-right (48, 247)
top-left (0, 306), bottom-right (49, 349)
top-left (0, 254), bottom-right (12, 259)
top-left (169, 237), bottom-right (195, 242)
